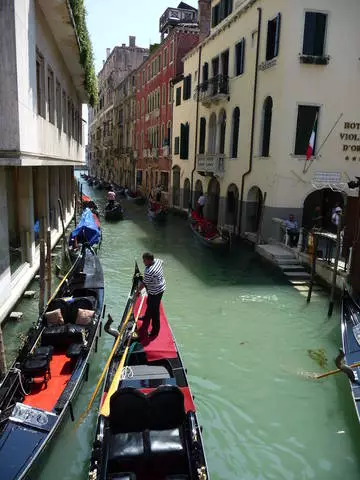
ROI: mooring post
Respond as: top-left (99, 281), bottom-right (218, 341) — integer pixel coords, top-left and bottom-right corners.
top-left (39, 238), bottom-right (46, 315)
top-left (46, 227), bottom-right (52, 302)
top-left (307, 232), bottom-right (317, 303)
top-left (328, 219), bottom-right (342, 317)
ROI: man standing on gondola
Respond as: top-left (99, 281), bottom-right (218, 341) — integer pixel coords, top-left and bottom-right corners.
top-left (137, 252), bottom-right (166, 341)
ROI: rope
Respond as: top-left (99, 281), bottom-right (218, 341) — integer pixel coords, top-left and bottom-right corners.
top-left (13, 368), bottom-right (30, 396)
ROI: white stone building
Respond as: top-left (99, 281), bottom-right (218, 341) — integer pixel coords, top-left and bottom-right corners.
top-left (172, 0), bottom-right (360, 240)
top-left (0, 0), bottom-right (91, 323)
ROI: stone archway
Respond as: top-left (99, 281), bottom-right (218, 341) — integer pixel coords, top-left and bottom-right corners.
top-left (246, 186), bottom-right (263, 232)
top-left (183, 178), bottom-right (191, 209)
top-left (226, 183), bottom-right (239, 227)
top-left (207, 177), bottom-right (220, 224)
top-left (194, 179), bottom-right (203, 207)
top-left (302, 188), bottom-right (345, 232)
top-left (172, 167), bottom-right (180, 206)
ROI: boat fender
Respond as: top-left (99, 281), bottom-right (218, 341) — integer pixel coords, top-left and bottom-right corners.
top-left (104, 314), bottom-right (119, 339)
top-left (335, 348), bottom-right (357, 383)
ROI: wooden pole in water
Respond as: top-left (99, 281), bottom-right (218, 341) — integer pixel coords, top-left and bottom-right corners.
top-left (307, 233), bottom-right (318, 303)
top-left (256, 192), bottom-right (267, 245)
top-left (39, 237), bottom-right (46, 315)
top-left (58, 198), bottom-right (70, 264)
top-left (46, 227), bottom-right (52, 302)
top-left (0, 324), bottom-right (6, 379)
top-left (328, 218), bottom-right (342, 317)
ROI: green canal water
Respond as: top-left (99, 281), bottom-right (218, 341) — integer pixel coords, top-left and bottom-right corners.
top-left (4, 179), bottom-right (360, 479)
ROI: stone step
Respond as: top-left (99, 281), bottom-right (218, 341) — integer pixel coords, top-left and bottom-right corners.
top-left (277, 258), bottom-right (301, 265)
top-left (284, 271), bottom-right (311, 279)
top-left (279, 264), bottom-right (305, 272)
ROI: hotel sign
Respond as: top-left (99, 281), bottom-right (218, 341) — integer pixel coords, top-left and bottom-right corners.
top-left (341, 121), bottom-right (360, 161)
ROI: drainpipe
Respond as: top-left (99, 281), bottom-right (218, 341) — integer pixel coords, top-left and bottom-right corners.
top-left (238, 7), bottom-right (262, 233)
top-left (190, 45), bottom-right (202, 209)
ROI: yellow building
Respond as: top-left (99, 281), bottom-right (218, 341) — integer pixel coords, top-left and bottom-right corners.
top-left (172, 0), bottom-right (360, 240)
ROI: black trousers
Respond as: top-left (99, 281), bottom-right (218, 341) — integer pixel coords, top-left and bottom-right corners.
top-left (138, 292), bottom-right (163, 338)
top-left (287, 228), bottom-right (299, 247)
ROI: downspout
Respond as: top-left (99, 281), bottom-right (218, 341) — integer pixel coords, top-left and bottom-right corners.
top-left (190, 45), bottom-right (202, 209)
top-left (238, 7), bottom-right (262, 233)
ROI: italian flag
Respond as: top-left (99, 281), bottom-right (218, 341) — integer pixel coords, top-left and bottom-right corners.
top-left (306, 113), bottom-right (318, 161)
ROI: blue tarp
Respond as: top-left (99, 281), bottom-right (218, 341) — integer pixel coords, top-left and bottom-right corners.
top-left (69, 208), bottom-right (101, 246)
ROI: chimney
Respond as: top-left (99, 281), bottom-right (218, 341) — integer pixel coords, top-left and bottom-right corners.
top-left (198, 0), bottom-right (211, 42)
top-left (106, 48), bottom-right (111, 58)
top-left (122, 43), bottom-right (126, 48)
top-left (129, 36), bottom-right (136, 47)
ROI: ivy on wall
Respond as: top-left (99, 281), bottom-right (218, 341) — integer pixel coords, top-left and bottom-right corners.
top-left (69, 0), bottom-right (98, 106)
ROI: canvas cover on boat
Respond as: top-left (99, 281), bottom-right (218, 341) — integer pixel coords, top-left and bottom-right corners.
top-left (70, 208), bottom-right (101, 246)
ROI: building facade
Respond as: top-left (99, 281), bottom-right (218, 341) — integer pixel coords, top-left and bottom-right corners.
top-left (88, 38), bottom-right (148, 181)
top-left (134, 2), bottom-right (200, 198)
top-left (172, 0), bottom-right (360, 240)
top-left (0, 0), bottom-right (92, 323)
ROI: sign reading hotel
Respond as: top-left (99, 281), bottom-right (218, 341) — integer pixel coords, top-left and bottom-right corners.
top-left (341, 121), bottom-right (360, 161)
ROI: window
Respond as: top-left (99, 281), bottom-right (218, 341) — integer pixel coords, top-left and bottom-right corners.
top-left (160, 172), bottom-right (169, 192)
top-left (202, 62), bottom-right (209, 83)
top-left (231, 107), bottom-right (240, 158)
top-left (68, 98), bottom-right (72, 136)
top-left (235, 38), bottom-right (245, 76)
top-left (170, 41), bottom-right (174, 62)
top-left (174, 136), bottom-right (180, 155)
top-left (294, 105), bottom-right (319, 156)
top-left (266, 13), bottom-right (281, 61)
top-left (163, 48), bottom-right (168, 68)
top-left (183, 75), bottom-right (192, 100)
top-left (219, 111), bottom-right (226, 154)
top-left (56, 80), bottom-right (62, 130)
top-left (180, 123), bottom-right (190, 160)
top-left (47, 68), bottom-right (55, 124)
top-left (212, 3), bottom-right (220, 27)
top-left (168, 83), bottom-right (173, 104)
top-left (302, 12), bottom-right (327, 56)
top-left (212, 0), bottom-right (232, 27)
top-left (36, 51), bottom-right (45, 117)
top-left (158, 54), bottom-right (162, 71)
top-left (136, 170), bottom-right (143, 186)
top-left (261, 97), bottom-right (273, 156)
top-left (62, 91), bottom-right (67, 133)
top-left (176, 87), bottom-right (181, 106)
top-left (199, 117), bottom-right (206, 154)
top-left (162, 84), bottom-right (166, 106)
top-left (161, 123), bottom-right (165, 145)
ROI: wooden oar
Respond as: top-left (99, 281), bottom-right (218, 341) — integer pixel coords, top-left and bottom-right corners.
top-left (76, 301), bottom-right (136, 426)
top-left (316, 361), bottom-right (360, 379)
top-left (100, 292), bottom-right (146, 418)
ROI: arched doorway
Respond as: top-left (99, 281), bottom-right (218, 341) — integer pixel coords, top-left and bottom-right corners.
top-left (207, 177), bottom-right (220, 224)
top-left (208, 113), bottom-right (217, 154)
top-left (302, 188), bottom-right (345, 232)
top-left (246, 186), bottom-right (263, 232)
top-left (183, 178), bottom-right (190, 209)
top-left (226, 183), bottom-right (239, 227)
top-left (194, 179), bottom-right (203, 206)
top-left (172, 167), bottom-right (180, 206)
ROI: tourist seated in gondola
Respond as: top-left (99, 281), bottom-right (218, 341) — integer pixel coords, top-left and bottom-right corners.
top-left (107, 187), bottom-right (116, 208)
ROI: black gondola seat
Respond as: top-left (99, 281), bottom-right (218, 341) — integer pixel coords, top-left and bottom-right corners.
top-left (148, 386), bottom-right (185, 456)
top-left (108, 388), bottom-right (148, 462)
top-left (22, 352), bottom-right (51, 386)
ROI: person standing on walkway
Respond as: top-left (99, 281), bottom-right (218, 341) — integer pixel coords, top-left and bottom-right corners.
top-left (197, 194), bottom-right (206, 218)
top-left (137, 252), bottom-right (166, 341)
top-left (285, 214), bottom-right (299, 247)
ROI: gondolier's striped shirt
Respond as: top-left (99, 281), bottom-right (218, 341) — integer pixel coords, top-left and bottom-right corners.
top-left (143, 258), bottom-right (166, 295)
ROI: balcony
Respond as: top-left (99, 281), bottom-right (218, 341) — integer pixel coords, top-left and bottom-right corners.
top-left (196, 154), bottom-right (225, 177)
top-left (162, 145), bottom-right (170, 157)
top-left (196, 75), bottom-right (229, 107)
top-left (159, 7), bottom-right (197, 33)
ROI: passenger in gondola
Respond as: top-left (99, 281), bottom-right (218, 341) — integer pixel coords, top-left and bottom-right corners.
top-left (197, 194), bottom-right (206, 218)
top-left (107, 187), bottom-right (116, 208)
top-left (137, 252), bottom-right (166, 341)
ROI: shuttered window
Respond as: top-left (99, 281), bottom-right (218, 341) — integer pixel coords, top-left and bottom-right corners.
top-left (199, 117), bottom-right (206, 154)
top-left (180, 123), bottom-right (189, 160)
top-left (235, 38), bottom-right (245, 76)
top-left (302, 12), bottom-right (327, 56)
top-left (266, 13), bottom-right (281, 61)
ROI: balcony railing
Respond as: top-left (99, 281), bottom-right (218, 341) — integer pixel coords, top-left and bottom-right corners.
top-left (196, 153), bottom-right (225, 177)
top-left (196, 75), bottom-right (229, 106)
top-left (162, 145), bottom-right (170, 157)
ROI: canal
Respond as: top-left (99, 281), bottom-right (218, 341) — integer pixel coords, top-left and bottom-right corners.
top-left (4, 178), bottom-right (360, 479)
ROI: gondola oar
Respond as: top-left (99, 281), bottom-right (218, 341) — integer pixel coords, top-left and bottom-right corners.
top-left (100, 292), bottom-right (146, 418)
top-left (76, 301), bottom-right (136, 427)
top-left (315, 361), bottom-right (360, 379)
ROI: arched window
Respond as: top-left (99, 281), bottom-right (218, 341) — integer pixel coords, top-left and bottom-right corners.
top-left (261, 96), bottom-right (273, 157)
top-left (231, 107), bottom-right (240, 158)
top-left (219, 110), bottom-right (226, 155)
top-left (199, 117), bottom-right (206, 154)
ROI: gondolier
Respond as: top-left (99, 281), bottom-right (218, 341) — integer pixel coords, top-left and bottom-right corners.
top-left (137, 252), bottom-right (166, 340)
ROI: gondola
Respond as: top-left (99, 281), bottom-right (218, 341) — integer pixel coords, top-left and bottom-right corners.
top-left (189, 211), bottom-right (229, 250)
top-left (88, 265), bottom-right (209, 480)
top-left (340, 288), bottom-right (360, 422)
top-left (82, 194), bottom-right (99, 217)
top-left (105, 202), bottom-right (124, 221)
top-left (69, 208), bottom-right (102, 261)
top-left (0, 244), bottom-right (104, 480)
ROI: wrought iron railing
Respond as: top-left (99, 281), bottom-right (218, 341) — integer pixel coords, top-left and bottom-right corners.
top-left (196, 75), bottom-right (229, 102)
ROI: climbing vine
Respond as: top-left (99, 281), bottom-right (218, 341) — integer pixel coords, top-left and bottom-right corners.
top-left (69, 0), bottom-right (98, 106)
